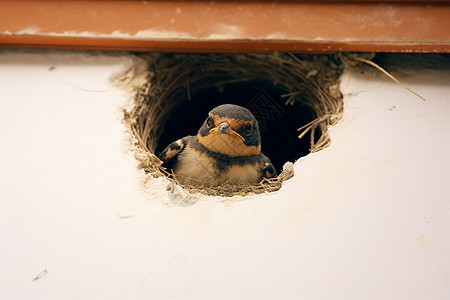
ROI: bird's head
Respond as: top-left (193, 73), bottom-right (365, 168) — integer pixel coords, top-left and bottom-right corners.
top-left (197, 104), bottom-right (261, 157)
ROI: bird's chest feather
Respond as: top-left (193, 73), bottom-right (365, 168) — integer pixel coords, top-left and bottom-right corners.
top-left (221, 163), bottom-right (261, 185)
top-left (174, 145), bottom-right (261, 186)
top-left (174, 146), bottom-right (217, 185)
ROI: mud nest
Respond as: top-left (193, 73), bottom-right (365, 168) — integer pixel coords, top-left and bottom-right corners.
top-left (124, 52), bottom-right (345, 197)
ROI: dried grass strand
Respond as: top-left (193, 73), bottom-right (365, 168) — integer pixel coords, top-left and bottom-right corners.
top-left (355, 57), bottom-right (426, 101)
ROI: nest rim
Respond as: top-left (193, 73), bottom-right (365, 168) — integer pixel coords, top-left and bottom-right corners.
top-left (124, 52), bottom-right (344, 197)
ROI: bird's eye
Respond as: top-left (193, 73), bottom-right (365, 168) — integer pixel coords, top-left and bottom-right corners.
top-left (206, 117), bottom-right (213, 128)
top-left (243, 124), bottom-right (253, 136)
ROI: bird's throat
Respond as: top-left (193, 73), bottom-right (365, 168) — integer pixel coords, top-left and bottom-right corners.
top-left (197, 133), bottom-right (260, 157)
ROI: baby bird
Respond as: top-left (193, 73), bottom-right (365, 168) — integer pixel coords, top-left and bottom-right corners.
top-left (158, 104), bottom-right (276, 186)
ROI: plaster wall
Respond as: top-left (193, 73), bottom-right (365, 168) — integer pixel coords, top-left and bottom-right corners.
top-left (0, 51), bottom-right (449, 299)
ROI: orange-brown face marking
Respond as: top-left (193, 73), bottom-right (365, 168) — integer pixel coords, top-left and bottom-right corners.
top-left (209, 114), bottom-right (251, 132)
top-left (198, 114), bottom-right (260, 157)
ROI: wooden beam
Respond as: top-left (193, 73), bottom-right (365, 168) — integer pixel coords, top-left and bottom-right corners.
top-left (0, 1), bottom-right (449, 53)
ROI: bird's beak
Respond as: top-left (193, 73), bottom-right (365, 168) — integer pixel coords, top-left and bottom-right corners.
top-left (209, 122), bottom-right (245, 141)
top-left (218, 122), bottom-right (231, 134)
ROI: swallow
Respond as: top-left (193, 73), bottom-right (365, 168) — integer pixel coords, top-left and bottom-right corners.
top-left (158, 104), bottom-right (277, 187)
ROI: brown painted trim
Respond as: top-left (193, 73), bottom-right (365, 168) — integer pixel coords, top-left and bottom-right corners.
top-left (2, 35), bottom-right (449, 54)
top-left (0, 1), bottom-right (449, 53)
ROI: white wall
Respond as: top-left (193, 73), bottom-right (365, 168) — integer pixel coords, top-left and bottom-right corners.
top-left (1, 51), bottom-right (449, 299)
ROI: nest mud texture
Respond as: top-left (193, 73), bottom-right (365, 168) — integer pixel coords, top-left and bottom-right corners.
top-left (124, 52), bottom-right (345, 197)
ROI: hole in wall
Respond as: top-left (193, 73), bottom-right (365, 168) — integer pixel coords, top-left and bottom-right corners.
top-left (156, 81), bottom-right (318, 174)
top-left (125, 52), bottom-right (344, 196)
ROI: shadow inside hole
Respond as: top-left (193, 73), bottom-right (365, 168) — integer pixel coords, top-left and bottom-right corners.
top-left (155, 80), bottom-right (320, 173)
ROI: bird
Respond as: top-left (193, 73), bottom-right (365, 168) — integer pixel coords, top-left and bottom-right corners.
top-left (158, 104), bottom-right (277, 187)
